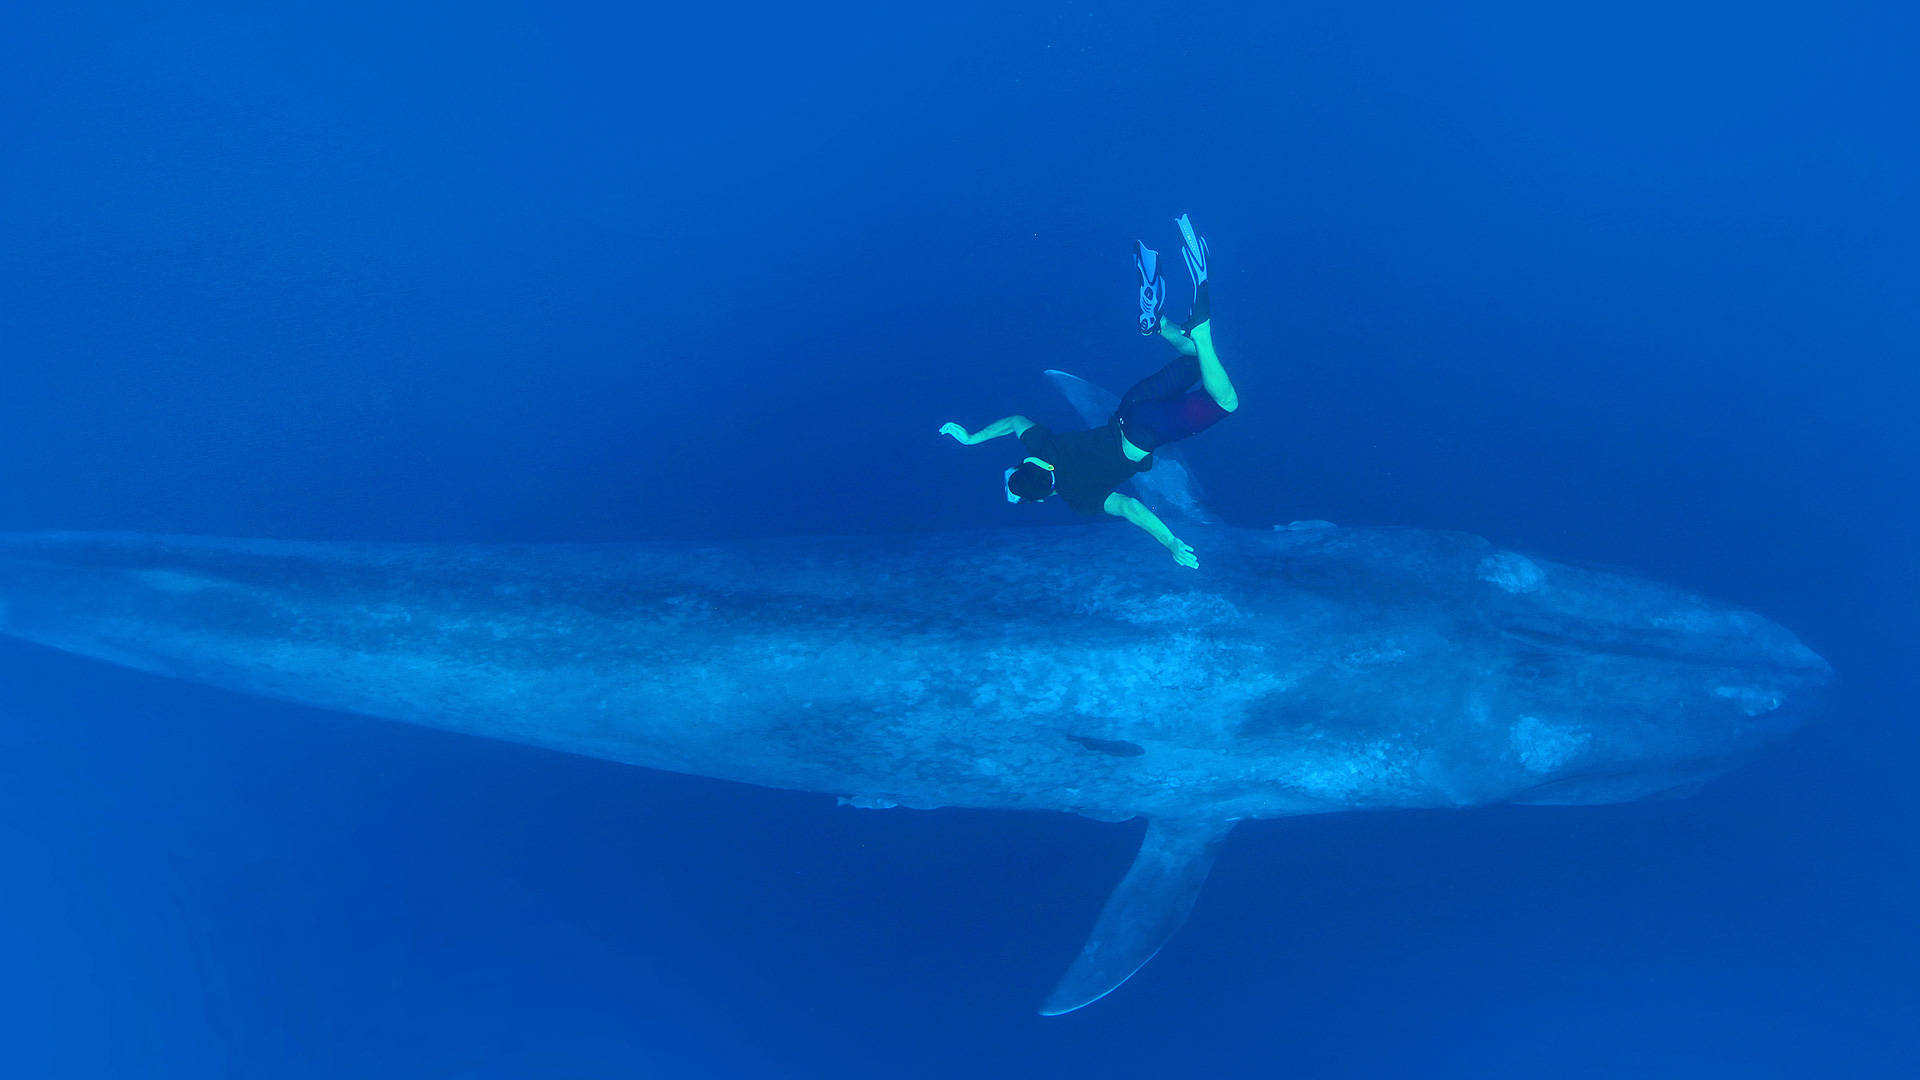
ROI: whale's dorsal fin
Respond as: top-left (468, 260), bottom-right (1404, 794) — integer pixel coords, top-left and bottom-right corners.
top-left (1043, 369), bottom-right (1219, 525)
top-left (1039, 816), bottom-right (1237, 1015)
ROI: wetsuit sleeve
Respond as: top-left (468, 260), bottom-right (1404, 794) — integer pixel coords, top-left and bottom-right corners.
top-left (1019, 424), bottom-right (1053, 458)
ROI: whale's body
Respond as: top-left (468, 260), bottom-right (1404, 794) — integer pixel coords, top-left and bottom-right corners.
top-left (0, 521), bottom-right (1829, 1011)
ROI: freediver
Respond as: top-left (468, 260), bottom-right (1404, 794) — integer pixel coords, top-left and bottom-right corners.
top-left (939, 214), bottom-right (1238, 569)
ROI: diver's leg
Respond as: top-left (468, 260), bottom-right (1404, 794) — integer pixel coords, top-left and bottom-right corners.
top-left (1115, 349), bottom-right (1231, 453)
top-left (1116, 353), bottom-right (1201, 416)
top-left (1122, 390), bottom-right (1230, 453)
top-left (1174, 215), bottom-right (1238, 413)
top-left (1186, 285), bottom-right (1237, 413)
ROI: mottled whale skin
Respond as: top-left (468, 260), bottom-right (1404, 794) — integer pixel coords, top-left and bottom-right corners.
top-left (0, 524), bottom-right (1830, 1012)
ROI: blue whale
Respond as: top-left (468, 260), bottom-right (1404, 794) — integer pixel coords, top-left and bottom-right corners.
top-left (0, 517), bottom-right (1829, 1013)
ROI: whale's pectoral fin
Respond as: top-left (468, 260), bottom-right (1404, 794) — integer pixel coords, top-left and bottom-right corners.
top-left (1039, 816), bottom-right (1237, 1016)
top-left (1044, 367), bottom-right (1123, 426)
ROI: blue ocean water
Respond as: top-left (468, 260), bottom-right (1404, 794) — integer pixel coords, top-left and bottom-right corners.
top-left (2, 1), bottom-right (1914, 1076)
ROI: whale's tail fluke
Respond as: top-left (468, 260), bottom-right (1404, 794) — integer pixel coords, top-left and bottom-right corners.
top-left (1039, 816), bottom-right (1237, 1016)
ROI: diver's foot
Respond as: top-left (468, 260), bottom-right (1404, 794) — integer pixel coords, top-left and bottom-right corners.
top-left (1186, 281), bottom-right (1211, 332)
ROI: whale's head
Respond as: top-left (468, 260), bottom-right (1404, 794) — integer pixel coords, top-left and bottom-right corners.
top-left (1469, 547), bottom-right (1832, 804)
top-left (1243, 526), bottom-right (1831, 809)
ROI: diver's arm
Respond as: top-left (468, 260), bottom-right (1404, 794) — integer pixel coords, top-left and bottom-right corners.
top-left (938, 416), bottom-right (1033, 445)
top-left (1103, 494), bottom-right (1199, 569)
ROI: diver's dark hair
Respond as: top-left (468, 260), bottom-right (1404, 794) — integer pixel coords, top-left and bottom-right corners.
top-left (1007, 461), bottom-right (1054, 502)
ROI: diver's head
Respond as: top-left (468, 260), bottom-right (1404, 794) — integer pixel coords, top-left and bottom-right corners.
top-left (1004, 458), bottom-right (1056, 503)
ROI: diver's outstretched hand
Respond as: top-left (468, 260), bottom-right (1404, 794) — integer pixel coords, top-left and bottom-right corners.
top-left (938, 422), bottom-right (976, 446)
top-left (1165, 537), bottom-right (1199, 569)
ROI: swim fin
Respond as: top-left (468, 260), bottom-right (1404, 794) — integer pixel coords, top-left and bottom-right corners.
top-left (1174, 214), bottom-right (1211, 329)
top-left (1134, 240), bottom-right (1166, 334)
top-left (1175, 213), bottom-right (1209, 289)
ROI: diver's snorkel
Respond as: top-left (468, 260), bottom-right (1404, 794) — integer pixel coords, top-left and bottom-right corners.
top-left (1004, 457), bottom-right (1057, 503)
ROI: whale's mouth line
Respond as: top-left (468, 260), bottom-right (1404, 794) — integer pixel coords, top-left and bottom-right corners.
top-left (1493, 619), bottom-right (1825, 681)
top-left (1512, 756), bottom-right (1735, 804)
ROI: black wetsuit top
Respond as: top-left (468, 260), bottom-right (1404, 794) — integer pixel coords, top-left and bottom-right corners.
top-left (1019, 422), bottom-right (1152, 516)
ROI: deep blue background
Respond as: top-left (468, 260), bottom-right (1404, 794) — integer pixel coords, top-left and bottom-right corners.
top-left (3, 2), bottom-right (1915, 1076)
